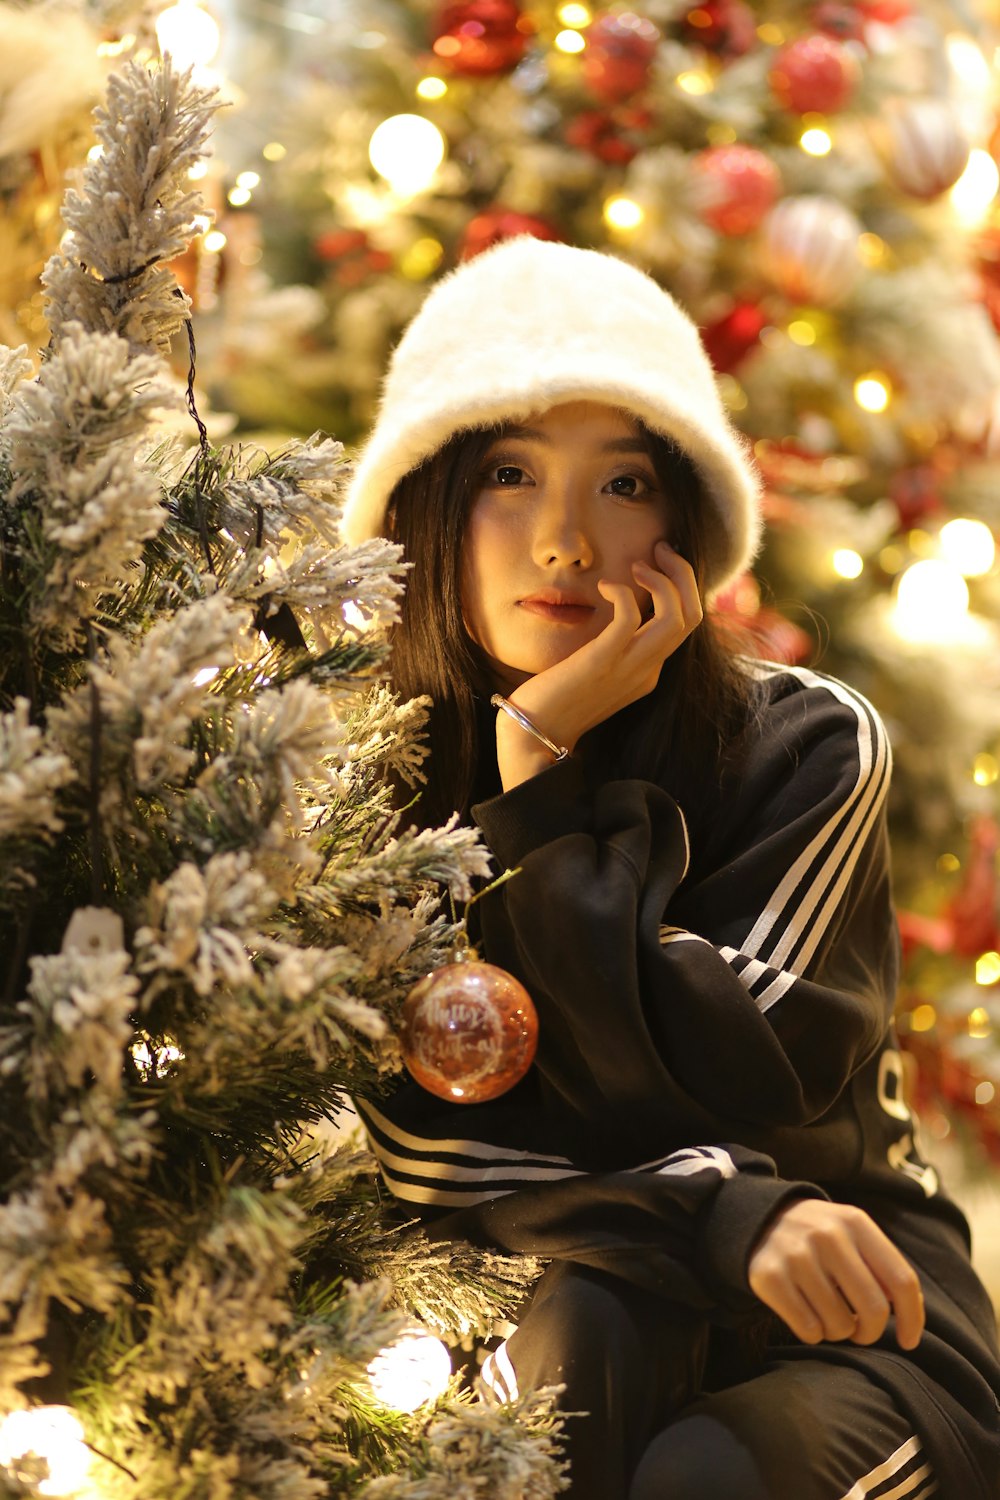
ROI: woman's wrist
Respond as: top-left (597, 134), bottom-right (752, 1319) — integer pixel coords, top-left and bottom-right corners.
top-left (494, 706), bottom-right (569, 791)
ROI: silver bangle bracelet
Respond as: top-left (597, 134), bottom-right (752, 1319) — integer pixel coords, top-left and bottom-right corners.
top-left (490, 694), bottom-right (569, 762)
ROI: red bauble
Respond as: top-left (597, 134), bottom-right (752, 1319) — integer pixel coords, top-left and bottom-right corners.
top-left (700, 301), bottom-right (767, 373)
top-left (692, 144), bottom-right (781, 236)
top-left (680, 0), bottom-right (756, 59)
top-left (769, 33), bottom-right (860, 115)
top-left (460, 207), bottom-right (562, 259)
top-left (581, 11), bottom-right (660, 103)
top-left (565, 107), bottom-right (651, 165)
top-left (313, 228), bottom-right (392, 286)
top-left (888, 465), bottom-right (942, 528)
top-left (812, 3), bottom-right (866, 43)
top-left (431, 0), bottom-right (531, 76)
top-left (401, 955), bottom-right (539, 1103)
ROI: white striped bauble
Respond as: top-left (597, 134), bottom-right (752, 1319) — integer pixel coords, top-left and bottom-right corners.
top-left (884, 99), bottom-right (970, 200)
top-left (761, 195), bottom-right (862, 306)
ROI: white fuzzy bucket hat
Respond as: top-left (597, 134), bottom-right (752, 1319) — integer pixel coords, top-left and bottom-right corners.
top-left (341, 237), bottom-right (762, 594)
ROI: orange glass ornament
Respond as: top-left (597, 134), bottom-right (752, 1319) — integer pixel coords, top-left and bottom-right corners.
top-left (401, 941), bottom-right (538, 1103)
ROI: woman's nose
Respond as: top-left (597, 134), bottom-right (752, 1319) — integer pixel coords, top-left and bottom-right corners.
top-left (531, 491), bottom-right (595, 570)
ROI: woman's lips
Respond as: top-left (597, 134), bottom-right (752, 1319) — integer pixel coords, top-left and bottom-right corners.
top-left (518, 599), bottom-right (595, 623)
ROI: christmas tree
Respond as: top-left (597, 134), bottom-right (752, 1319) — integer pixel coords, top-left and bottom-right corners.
top-left (0, 51), bottom-right (569, 1499)
top-left (178, 0), bottom-right (1000, 1168)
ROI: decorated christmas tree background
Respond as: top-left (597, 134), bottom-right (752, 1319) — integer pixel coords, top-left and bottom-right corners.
top-left (0, 39), bottom-right (569, 1500)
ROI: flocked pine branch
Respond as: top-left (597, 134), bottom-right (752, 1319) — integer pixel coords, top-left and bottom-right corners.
top-left (0, 51), bottom-right (565, 1500)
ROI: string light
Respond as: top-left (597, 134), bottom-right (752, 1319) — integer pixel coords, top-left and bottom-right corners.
top-left (937, 852), bottom-right (961, 873)
top-left (974, 752), bottom-right (999, 786)
top-left (832, 549), bottom-right (863, 579)
top-left (939, 518), bottom-right (995, 577)
top-left (203, 230), bottom-right (227, 253)
top-left (950, 148), bottom-right (999, 223)
top-left (604, 196), bottom-right (644, 230)
top-left (968, 1006), bottom-right (992, 1038)
top-left (262, 142), bottom-right (287, 161)
top-left (975, 1080), bottom-right (995, 1104)
top-left (554, 28), bottom-right (586, 52)
top-left (368, 115), bottom-right (446, 196)
top-left (155, 0), bottom-right (221, 69)
top-left (893, 559), bottom-right (969, 643)
top-left (0, 1407), bottom-right (90, 1497)
top-left (558, 2), bottom-right (592, 24)
top-left (946, 34), bottom-right (991, 96)
top-left (367, 1330), bottom-right (452, 1412)
top-left (416, 76), bottom-right (448, 100)
top-left (975, 951), bottom-right (1000, 986)
top-left (854, 374), bottom-right (891, 413)
top-left (800, 127), bottom-right (832, 157)
top-left (676, 70), bottom-right (713, 94)
top-left (909, 1004), bottom-right (937, 1032)
top-left (787, 320), bottom-right (816, 346)
top-left (400, 237), bottom-right (444, 280)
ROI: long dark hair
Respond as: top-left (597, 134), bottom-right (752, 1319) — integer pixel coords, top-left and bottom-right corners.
top-left (385, 419), bottom-right (763, 830)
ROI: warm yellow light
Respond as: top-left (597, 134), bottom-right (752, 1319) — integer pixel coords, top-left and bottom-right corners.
top-left (832, 549), bottom-right (864, 580)
top-left (894, 559), bottom-right (969, 643)
top-left (262, 142), bottom-right (287, 161)
top-left (416, 76), bottom-right (448, 100)
top-left (604, 196), bottom-right (644, 230)
top-left (939, 517), bottom-right (995, 577)
top-left (718, 375), bottom-right (748, 412)
top-left (974, 752), bottom-right (999, 786)
top-left (155, 0), bottom-right (220, 68)
top-left (86, 145), bottom-right (104, 163)
top-left (879, 545), bottom-right (904, 574)
top-left (854, 374), bottom-right (891, 413)
top-left (800, 128), bottom-right (832, 157)
top-left (96, 32), bottom-right (136, 56)
top-left (203, 230), bottom-right (227, 253)
top-left (787, 319), bottom-right (817, 347)
top-left (367, 1330), bottom-right (452, 1412)
top-left (188, 161), bottom-right (208, 180)
top-left (975, 950), bottom-right (1000, 985)
top-left (946, 33), bottom-right (991, 95)
top-left (676, 70), bottom-right (713, 95)
top-left (859, 232), bottom-right (888, 267)
top-left (369, 115), bottom-right (446, 195)
top-left (950, 148), bottom-right (1000, 223)
top-left (192, 666), bottom-right (219, 687)
top-left (0, 1407), bottom-right (90, 1497)
top-left (757, 23), bottom-right (784, 45)
top-left (937, 852), bottom-right (961, 874)
top-left (228, 186), bottom-right (252, 206)
top-left (559, 2), bottom-right (592, 25)
top-left (236, 170), bottom-right (260, 190)
top-left (975, 1080), bottom-right (996, 1104)
top-left (554, 28), bottom-right (586, 52)
top-left (400, 236), bottom-right (444, 280)
top-left (909, 1003), bottom-right (937, 1032)
top-left (192, 214), bottom-right (212, 234)
top-left (968, 1006), bottom-right (993, 1038)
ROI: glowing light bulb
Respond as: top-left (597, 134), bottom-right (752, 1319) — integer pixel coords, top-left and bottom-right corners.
top-left (893, 559), bottom-right (969, 643)
top-left (973, 752), bottom-right (999, 787)
top-left (800, 127), bottom-right (832, 157)
top-left (946, 34), bottom-right (991, 96)
top-left (400, 236), bottom-right (444, 280)
top-left (939, 517), bottom-right (995, 577)
top-left (554, 28), bottom-right (586, 52)
top-left (203, 230), bottom-right (227, 253)
top-left (787, 320), bottom-right (816, 347)
top-left (416, 76), bottom-right (448, 100)
top-left (950, 148), bottom-right (999, 223)
top-left (367, 1330), bottom-right (452, 1412)
top-left (558, 2), bottom-right (591, 25)
top-left (155, 0), bottom-right (220, 68)
top-left (236, 171), bottom-right (260, 190)
top-left (262, 142), bottom-right (286, 161)
top-left (976, 951), bottom-right (1000, 985)
top-left (832, 549), bottom-right (863, 579)
top-left (604, 196), bottom-right (644, 230)
top-left (0, 1407), bottom-right (90, 1497)
top-left (676, 70), bottom-right (713, 94)
top-left (968, 1006), bottom-right (992, 1038)
top-left (975, 1080), bottom-right (996, 1104)
top-left (909, 1003), bottom-right (936, 1032)
top-left (369, 115), bottom-right (446, 196)
top-left (854, 374), bottom-right (891, 413)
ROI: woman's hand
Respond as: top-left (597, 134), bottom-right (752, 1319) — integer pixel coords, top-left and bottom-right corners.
top-left (747, 1199), bottom-right (925, 1350)
top-left (496, 541), bottom-right (702, 788)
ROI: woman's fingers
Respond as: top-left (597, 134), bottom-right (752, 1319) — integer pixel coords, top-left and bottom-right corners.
top-left (748, 1200), bottom-right (925, 1351)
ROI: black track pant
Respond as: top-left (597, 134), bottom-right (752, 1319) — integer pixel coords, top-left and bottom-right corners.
top-left (483, 1262), bottom-right (937, 1500)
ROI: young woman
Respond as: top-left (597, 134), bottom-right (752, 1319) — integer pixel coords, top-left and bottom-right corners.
top-left (341, 237), bottom-right (1000, 1500)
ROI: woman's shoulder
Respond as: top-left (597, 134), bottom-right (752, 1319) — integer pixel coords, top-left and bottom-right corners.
top-left (737, 656), bottom-right (890, 752)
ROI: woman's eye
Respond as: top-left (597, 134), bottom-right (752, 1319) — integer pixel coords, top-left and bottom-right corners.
top-left (493, 465), bottom-right (525, 485)
top-left (607, 473), bottom-right (650, 498)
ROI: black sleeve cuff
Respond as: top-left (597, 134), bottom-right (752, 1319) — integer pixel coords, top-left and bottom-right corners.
top-left (471, 754), bottom-right (593, 867)
top-left (698, 1171), bottom-right (828, 1309)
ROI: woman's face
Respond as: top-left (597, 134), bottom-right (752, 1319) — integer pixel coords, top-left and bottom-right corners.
top-left (461, 400), bottom-right (673, 691)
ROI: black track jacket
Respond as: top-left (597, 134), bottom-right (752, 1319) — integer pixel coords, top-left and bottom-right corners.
top-left (356, 663), bottom-right (1000, 1497)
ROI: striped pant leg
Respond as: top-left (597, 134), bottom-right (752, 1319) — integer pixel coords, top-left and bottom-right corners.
top-left (482, 1260), bottom-right (710, 1500)
top-left (629, 1358), bottom-right (935, 1500)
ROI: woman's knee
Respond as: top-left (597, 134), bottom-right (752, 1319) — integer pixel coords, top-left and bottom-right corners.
top-left (629, 1411), bottom-right (772, 1500)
